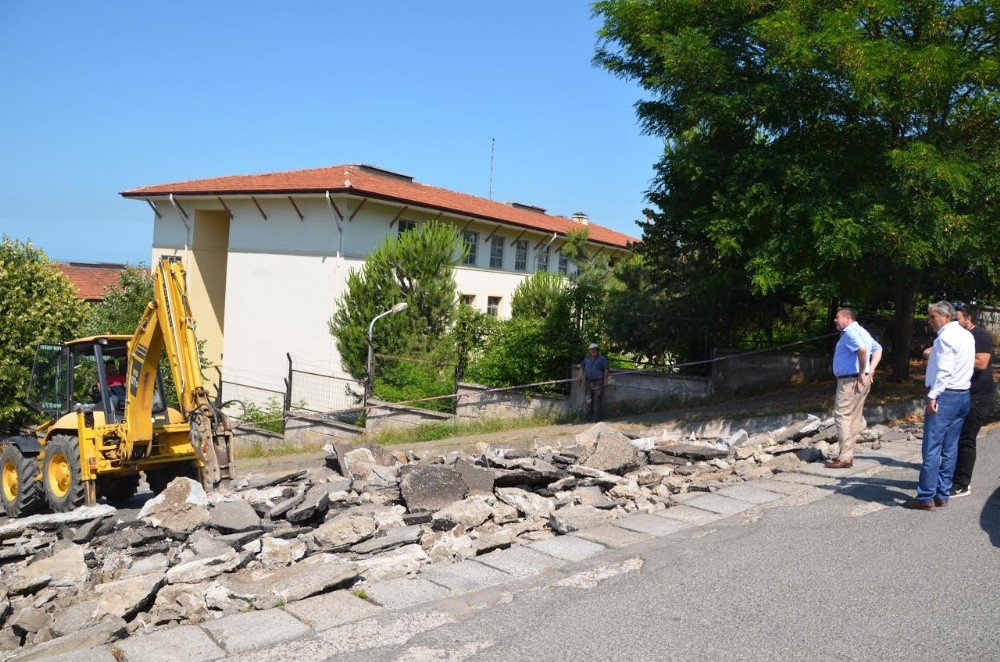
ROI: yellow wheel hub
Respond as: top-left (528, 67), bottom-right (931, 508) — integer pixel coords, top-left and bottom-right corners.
top-left (2, 460), bottom-right (17, 502)
top-left (47, 452), bottom-right (70, 499)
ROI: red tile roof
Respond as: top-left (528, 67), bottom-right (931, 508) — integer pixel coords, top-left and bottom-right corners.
top-left (121, 164), bottom-right (637, 249)
top-left (56, 263), bottom-right (125, 302)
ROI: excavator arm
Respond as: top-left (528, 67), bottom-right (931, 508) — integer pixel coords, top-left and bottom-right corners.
top-left (124, 257), bottom-right (234, 485)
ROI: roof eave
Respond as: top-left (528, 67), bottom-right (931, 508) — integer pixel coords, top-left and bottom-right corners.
top-left (121, 188), bottom-right (634, 250)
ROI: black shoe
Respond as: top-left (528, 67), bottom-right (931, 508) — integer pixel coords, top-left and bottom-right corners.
top-left (950, 485), bottom-right (971, 498)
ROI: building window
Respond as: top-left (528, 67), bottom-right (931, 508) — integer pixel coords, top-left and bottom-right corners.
top-left (398, 219), bottom-right (417, 235)
top-left (487, 296), bottom-right (501, 317)
top-left (536, 246), bottom-right (550, 272)
top-left (558, 254), bottom-right (569, 275)
top-left (460, 294), bottom-right (475, 306)
top-left (489, 235), bottom-right (504, 269)
top-left (462, 230), bottom-right (478, 266)
top-left (514, 240), bottom-right (528, 272)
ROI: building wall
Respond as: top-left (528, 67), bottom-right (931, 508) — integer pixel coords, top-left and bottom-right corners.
top-left (188, 210), bottom-right (230, 374)
top-left (148, 193), bottom-right (624, 402)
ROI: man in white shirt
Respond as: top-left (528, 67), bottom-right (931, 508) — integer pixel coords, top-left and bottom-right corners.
top-left (905, 301), bottom-right (976, 510)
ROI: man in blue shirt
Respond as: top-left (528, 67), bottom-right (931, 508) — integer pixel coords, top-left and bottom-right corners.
top-left (578, 343), bottom-right (610, 422)
top-left (826, 308), bottom-right (883, 469)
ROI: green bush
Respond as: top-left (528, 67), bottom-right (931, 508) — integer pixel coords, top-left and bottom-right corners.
top-left (0, 237), bottom-right (88, 434)
top-left (374, 359), bottom-right (455, 413)
top-left (467, 272), bottom-right (582, 391)
top-left (239, 397), bottom-right (286, 435)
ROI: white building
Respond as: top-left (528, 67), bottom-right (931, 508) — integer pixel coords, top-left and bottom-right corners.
top-left (121, 163), bottom-right (636, 406)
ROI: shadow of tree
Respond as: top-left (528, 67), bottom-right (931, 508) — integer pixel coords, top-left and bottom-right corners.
top-left (980, 485), bottom-right (1000, 548)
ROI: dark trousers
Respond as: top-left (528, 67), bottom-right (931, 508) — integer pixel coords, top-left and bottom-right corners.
top-left (584, 379), bottom-right (604, 421)
top-left (952, 395), bottom-right (994, 490)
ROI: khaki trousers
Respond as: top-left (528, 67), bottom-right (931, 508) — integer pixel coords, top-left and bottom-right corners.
top-left (834, 377), bottom-right (871, 461)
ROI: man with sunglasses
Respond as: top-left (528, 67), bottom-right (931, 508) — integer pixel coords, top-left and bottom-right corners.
top-left (949, 301), bottom-right (995, 498)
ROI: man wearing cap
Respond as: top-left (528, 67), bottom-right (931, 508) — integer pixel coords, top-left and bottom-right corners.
top-left (826, 308), bottom-right (883, 469)
top-left (905, 301), bottom-right (975, 509)
top-left (578, 343), bottom-right (610, 422)
top-left (948, 302), bottom-right (994, 498)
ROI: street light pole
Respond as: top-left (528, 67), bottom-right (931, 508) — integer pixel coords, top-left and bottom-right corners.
top-left (365, 302), bottom-right (408, 405)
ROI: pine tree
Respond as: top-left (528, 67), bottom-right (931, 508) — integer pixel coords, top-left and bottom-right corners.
top-left (329, 221), bottom-right (461, 387)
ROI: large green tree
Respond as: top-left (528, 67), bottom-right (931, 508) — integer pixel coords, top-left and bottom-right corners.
top-left (594, 0), bottom-right (1000, 379)
top-left (0, 237), bottom-right (88, 434)
top-left (329, 221), bottom-right (461, 388)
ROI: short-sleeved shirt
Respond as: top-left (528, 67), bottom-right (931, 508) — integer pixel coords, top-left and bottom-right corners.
top-left (833, 322), bottom-right (882, 377)
top-left (581, 354), bottom-right (609, 381)
top-left (970, 325), bottom-right (995, 398)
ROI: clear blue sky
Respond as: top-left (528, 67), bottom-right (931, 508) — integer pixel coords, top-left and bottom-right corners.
top-left (0, 1), bottom-right (660, 264)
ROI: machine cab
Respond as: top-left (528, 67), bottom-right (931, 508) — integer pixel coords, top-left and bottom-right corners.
top-left (27, 336), bottom-right (168, 425)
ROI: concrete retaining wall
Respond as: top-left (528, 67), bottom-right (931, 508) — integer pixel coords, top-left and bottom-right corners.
top-left (570, 372), bottom-right (712, 417)
top-left (455, 383), bottom-right (571, 421)
top-left (979, 306), bottom-right (1000, 339)
top-left (711, 350), bottom-right (832, 394)
top-left (283, 413), bottom-right (363, 446)
top-left (365, 400), bottom-right (454, 433)
top-left (231, 425), bottom-right (286, 453)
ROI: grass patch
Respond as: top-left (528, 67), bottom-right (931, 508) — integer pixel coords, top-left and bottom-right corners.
top-left (352, 588), bottom-right (371, 603)
top-left (235, 441), bottom-right (326, 459)
top-left (364, 413), bottom-right (573, 446)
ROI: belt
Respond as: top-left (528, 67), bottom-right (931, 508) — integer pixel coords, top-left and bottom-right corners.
top-left (944, 388), bottom-right (969, 393)
top-left (836, 373), bottom-right (859, 379)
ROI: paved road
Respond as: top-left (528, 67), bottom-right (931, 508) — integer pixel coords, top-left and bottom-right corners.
top-left (339, 425), bottom-right (1000, 662)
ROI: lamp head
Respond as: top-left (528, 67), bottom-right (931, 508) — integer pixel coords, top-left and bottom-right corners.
top-left (390, 302), bottom-right (409, 313)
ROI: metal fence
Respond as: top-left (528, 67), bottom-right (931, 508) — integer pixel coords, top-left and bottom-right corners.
top-left (289, 367), bottom-right (364, 414)
top-left (219, 379), bottom-right (285, 409)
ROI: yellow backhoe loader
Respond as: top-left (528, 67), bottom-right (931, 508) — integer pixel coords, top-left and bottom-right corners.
top-left (1, 257), bottom-right (235, 517)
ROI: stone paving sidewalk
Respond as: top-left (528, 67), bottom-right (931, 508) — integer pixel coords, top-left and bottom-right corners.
top-left (44, 439), bottom-right (923, 662)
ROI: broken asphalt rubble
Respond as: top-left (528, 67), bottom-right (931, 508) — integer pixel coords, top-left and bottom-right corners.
top-left (0, 416), bottom-right (920, 657)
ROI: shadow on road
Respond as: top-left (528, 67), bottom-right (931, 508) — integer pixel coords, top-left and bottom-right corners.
top-left (834, 476), bottom-right (912, 506)
top-left (980, 485), bottom-right (1000, 548)
top-left (854, 455), bottom-right (921, 471)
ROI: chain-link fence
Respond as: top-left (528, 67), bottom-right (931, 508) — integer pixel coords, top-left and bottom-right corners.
top-left (289, 367), bottom-right (365, 414)
top-left (219, 380), bottom-right (285, 411)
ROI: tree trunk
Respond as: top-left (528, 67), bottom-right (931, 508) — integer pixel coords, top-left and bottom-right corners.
top-left (890, 272), bottom-right (922, 382)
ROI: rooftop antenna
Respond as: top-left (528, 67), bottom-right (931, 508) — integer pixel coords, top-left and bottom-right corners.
top-left (489, 137), bottom-right (495, 200)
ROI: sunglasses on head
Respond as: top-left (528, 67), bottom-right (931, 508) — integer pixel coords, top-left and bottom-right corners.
top-left (952, 301), bottom-right (966, 311)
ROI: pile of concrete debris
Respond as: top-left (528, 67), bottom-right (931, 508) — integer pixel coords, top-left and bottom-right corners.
top-left (0, 416), bottom-right (919, 658)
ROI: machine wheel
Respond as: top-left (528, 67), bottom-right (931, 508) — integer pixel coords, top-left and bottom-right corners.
top-left (98, 474), bottom-right (140, 504)
top-left (42, 435), bottom-right (86, 512)
top-left (145, 462), bottom-right (198, 495)
top-left (0, 443), bottom-right (44, 517)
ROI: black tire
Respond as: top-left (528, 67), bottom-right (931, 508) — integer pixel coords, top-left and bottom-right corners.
top-left (145, 462), bottom-right (199, 495)
top-left (98, 474), bottom-right (140, 503)
top-left (42, 435), bottom-right (86, 512)
top-left (0, 443), bottom-right (45, 517)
